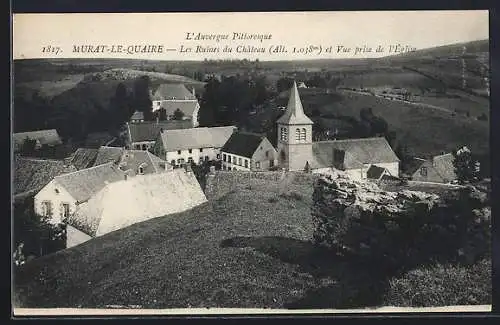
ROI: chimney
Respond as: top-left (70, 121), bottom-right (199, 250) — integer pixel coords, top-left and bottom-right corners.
top-left (156, 116), bottom-right (159, 125)
top-left (192, 87), bottom-right (196, 97)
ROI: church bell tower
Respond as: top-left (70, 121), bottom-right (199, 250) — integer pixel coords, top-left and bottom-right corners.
top-left (276, 81), bottom-right (314, 171)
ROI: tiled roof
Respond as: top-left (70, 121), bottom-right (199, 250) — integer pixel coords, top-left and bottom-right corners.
top-left (53, 162), bottom-right (125, 203)
top-left (13, 129), bottom-right (62, 151)
top-left (67, 148), bottom-right (98, 170)
top-left (432, 153), bottom-right (457, 182)
top-left (277, 81), bottom-right (314, 125)
top-left (128, 121), bottom-right (192, 143)
top-left (13, 156), bottom-right (77, 197)
top-left (93, 146), bottom-right (124, 166)
top-left (68, 170), bottom-right (207, 237)
top-left (221, 132), bottom-right (266, 158)
top-left (150, 83), bottom-right (196, 101)
top-left (158, 126), bottom-right (237, 151)
top-left (155, 101), bottom-right (199, 118)
top-left (312, 137), bottom-right (399, 169)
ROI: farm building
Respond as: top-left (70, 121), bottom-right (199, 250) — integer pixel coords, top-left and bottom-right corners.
top-left (150, 83), bottom-right (200, 127)
top-left (221, 131), bottom-right (278, 171)
top-left (410, 153), bottom-right (457, 183)
top-left (130, 111), bottom-right (145, 123)
top-left (152, 126), bottom-right (236, 168)
top-left (34, 162), bottom-right (126, 225)
top-left (126, 120), bottom-right (192, 151)
top-left (13, 129), bottom-right (62, 152)
top-left (66, 170), bottom-right (207, 248)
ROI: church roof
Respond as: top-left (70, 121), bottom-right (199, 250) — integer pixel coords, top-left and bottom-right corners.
top-left (277, 81), bottom-right (314, 125)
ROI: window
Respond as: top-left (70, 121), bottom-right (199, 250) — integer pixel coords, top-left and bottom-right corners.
top-left (188, 149), bottom-right (192, 154)
top-left (216, 154), bottom-right (221, 159)
top-left (171, 160), bottom-right (176, 166)
top-left (205, 156), bottom-right (209, 161)
top-left (177, 150), bottom-right (181, 155)
top-left (223, 153), bottom-right (227, 162)
top-left (244, 159), bottom-right (248, 168)
top-left (142, 144), bottom-right (147, 150)
top-left (265, 150), bottom-right (269, 158)
top-left (188, 157), bottom-right (193, 164)
top-left (222, 165), bottom-right (226, 170)
top-left (54, 188), bottom-right (59, 194)
top-left (280, 127), bottom-right (288, 141)
top-left (420, 167), bottom-right (428, 177)
top-left (61, 203), bottom-right (70, 220)
top-left (238, 158), bottom-right (242, 166)
top-left (177, 158), bottom-right (185, 165)
top-left (255, 162), bottom-right (261, 169)
top-left (199, 157), bottom-right (204, 164)
top-left (135, 144), bottom-right (141, 150)
top-left (200, 148), bottom-right (204, 153)
top-left (233, 167), bottom-right (237, 171)
top-left (296, 128), bottom-right (301, 141)
top-left (42, 201), bottom-right (52, 217)
top-left (138, 166), bottom-right (145, 174)
top-left (300, 128), bottom-right (306, 141)
top-left (228, 156), bottom-right (231, 163)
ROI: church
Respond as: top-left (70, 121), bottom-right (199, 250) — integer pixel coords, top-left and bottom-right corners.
top-left (276, 81), bottom-right (400, 181)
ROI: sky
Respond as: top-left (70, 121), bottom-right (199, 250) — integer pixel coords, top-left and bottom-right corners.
top-left (12, 11), bottom-right (489, 61)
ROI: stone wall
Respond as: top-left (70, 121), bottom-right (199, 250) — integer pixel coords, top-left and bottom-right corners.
top-left (312, 171), bottom-right (491, 265)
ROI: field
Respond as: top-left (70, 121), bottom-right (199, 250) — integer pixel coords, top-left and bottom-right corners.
top-left (14, 176), bottom-right (491, 309)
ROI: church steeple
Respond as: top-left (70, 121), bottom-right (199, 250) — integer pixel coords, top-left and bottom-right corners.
top-left (277, 81), bottom-right (313, 125)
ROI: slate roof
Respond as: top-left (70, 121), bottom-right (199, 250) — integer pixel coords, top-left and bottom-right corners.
top-left (118, 150), bottom-right (168, 175)
top-left (52, 162), bottom-right (125, 203)
top-left (432, 153), bottom-right (457, 182)
top-left (154, 101), bottom-right (199, 118)
top-left (67, 148), bottom-right (99, 170)
top-left (221, 132), bottom-right (267, 158)
top-left (130, 111), bottom-right (144, 121)
top-left (277, 81), bottom-right (314, 125)
top-left (366, 165), bottom-right (388, 180)
top-left (13, 129), bottom-right (62, 151)
top-left (150, 83), bottom-right (196, 101)
top-left (128, 121), bottom-right (192, 143)
top-left (158, 126), bottom-right (237, 151)
top-left (93, 146), bottom-right (124, 166)
top-left (13, 156), bottom-right (77, 197)
top-left (68, 170), bottom-right (207, 237)
top-left (312, 137), bottom-right (399, 169)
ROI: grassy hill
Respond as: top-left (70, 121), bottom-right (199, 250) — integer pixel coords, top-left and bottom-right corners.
top-left (14, 173), bottom-right (491, 309)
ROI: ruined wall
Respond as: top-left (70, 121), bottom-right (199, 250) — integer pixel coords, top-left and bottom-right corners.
top-left (312, 171), bottom-right (491, 265)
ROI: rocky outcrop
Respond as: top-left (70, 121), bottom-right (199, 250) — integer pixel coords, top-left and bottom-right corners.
top-left (312, 170), bottom-right (490, 265)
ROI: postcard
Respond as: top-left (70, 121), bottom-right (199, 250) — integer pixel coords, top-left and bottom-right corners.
top-left (11, 10), bottom-right (491, 316)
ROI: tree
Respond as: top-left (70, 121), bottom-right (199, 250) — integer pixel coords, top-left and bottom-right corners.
top-left (452, 146), bottom-right (481, 184)
top-left (110, 82), bottom-right (132, 126)
top-left (276, 77), bottom-right (294, 93)
top-left (132, 75), bottom-right (153, 120)
top-left (173, 108), bottom-right (185, 120)
top-left (13, 198), bottom-right (66, 265)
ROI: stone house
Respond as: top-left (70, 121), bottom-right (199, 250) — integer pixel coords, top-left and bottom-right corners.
top-left (220, 132), bottom-right (278, 171)
top-left (152, 126), bottom-right (236, 168)
top-left (150, 83), bottom-right (200, 127)
top-left (410, 153), bottom-right (457, 183)
top-left (126, 120), bottom-right (192, 151)
top-left (66, 170), bottom-right (207, 248)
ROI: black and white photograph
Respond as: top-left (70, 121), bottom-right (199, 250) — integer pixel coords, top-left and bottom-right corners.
top-left (11, 11), bottom-right (492, 315)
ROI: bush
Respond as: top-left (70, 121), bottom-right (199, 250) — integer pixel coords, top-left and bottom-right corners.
top-left (384, 258), bottom-right (491, 307)
top-left (279, 191), bottom-right (303, 201)
top-left (268, 197), bottom-right (278, 203)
